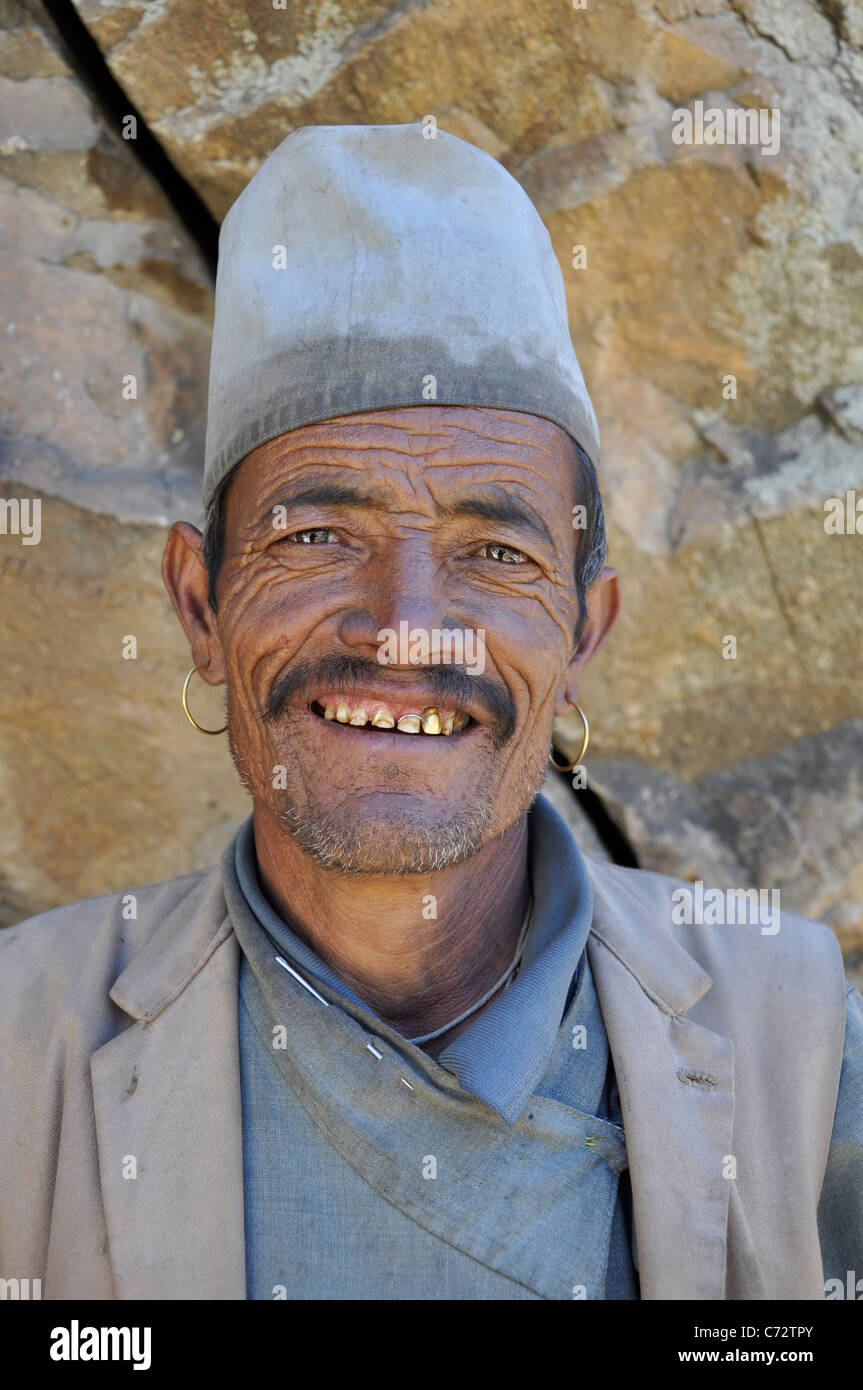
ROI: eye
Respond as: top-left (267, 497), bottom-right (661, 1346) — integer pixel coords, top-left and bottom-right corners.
top-left (290, 527), bottom-right (336, 544)
top-left (479, 542), bottom-right (527, 564)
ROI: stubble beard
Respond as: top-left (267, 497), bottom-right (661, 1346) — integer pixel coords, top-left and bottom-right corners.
top-left (274, 792), bottom-right (498, 875)
top-left (229, 730), bottom-right (548, 877)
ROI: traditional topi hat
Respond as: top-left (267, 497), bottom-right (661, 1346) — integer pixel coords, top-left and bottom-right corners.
top-left (203, 121), bottom-right (599, 508)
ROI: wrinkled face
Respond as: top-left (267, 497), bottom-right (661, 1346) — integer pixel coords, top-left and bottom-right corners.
top-left (204, 405), bottom-right (607, 874)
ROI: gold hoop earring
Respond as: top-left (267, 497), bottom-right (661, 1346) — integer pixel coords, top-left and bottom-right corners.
top-left (182, 664), bottom-right (227, 735)
top-left (549, 703), bottom-right (589, 772)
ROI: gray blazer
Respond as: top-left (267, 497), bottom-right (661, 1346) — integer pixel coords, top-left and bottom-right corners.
top-left (0, 844), bottom-right (847, 1299)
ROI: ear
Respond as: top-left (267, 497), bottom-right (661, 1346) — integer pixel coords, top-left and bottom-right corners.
top-left (161, 521), bottom-right (226, 684)
top-left (554, 566), bottom-right (619, 716)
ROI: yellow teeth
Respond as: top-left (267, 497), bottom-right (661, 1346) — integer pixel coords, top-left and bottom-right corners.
top-left (420, 707), bottom-right (441, 735)
top-left (320, 701), bottom-right (468, 733)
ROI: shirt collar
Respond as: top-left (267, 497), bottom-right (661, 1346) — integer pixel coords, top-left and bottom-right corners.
top-left (232, 792), bottom-right (593, 1125)
top-left (234, 818), bottom-right (371, 1013)
top-left (437, 794), bottom-right (593, 1121)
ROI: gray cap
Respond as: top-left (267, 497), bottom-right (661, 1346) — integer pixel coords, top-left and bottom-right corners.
top-left (203, 121), bottom-right (599, 508)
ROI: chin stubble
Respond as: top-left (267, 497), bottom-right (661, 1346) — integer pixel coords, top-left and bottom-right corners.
top-left (270, 735), bottom-right (548, 876)
top-left (274, 798), bottom-right (498, 875)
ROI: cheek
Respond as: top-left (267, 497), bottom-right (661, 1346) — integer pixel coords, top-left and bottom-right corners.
top-left (470, 585), bottom-right (576, 683)
top-left (218, 565), bottom-right (326, 689)
top-left (480, 600), bottom-right (574, 734)
top-left (523, 581), bottom-right (581, 651)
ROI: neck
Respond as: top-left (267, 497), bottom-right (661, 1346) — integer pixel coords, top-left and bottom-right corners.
top-left (251, 805), bottom-right (531, 1055)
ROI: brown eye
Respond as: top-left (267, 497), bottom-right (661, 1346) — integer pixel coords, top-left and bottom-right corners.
top-left (291, 528), bottom-right (335, 544)
top-left (480, 543), bottom-right (526, 564)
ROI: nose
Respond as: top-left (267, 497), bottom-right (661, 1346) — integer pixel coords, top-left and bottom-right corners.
top-left (336, 543), bottom-right (449, 663)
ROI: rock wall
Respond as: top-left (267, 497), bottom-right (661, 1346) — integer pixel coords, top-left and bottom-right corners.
top-left (1, 0), bottom-right (860, 981)
top-left (0, 0), bottom-right (247, 926)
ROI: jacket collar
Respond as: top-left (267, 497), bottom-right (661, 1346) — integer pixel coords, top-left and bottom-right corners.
top-left (92, 859), bottom-right (246, 1299)
top-left (107, 865), bottom-right (232, 1022)
top-left (584, 850), bottom-right (735, 1300)
top-left (584, 848), bottom-right (714, 1018)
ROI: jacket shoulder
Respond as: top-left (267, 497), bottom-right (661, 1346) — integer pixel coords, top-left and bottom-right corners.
top-left (583, 855), bottom-right (845, 1009)
top-left (0, 864), bottom-right (219, 1022)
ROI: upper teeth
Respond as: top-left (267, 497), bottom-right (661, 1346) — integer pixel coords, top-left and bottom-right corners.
top-left (321, 701), bottom-right (468, 734)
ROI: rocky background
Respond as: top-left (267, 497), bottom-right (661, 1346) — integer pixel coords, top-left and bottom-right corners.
top-left (1, 0), bottom-right (860, 983)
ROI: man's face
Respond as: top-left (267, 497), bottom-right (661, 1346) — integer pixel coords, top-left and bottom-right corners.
top-left (174, 405), bottom-right (616, 874)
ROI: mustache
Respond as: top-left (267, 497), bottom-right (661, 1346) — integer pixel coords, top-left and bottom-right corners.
top-left (262, 653), bottom-right (518, 746)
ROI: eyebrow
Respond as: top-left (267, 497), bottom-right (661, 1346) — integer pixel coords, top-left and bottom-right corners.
top-left (267, 481), bottom-right (387, 515)
top-left (265, 478), bottom-right (555, 548)
top-left (439, 489), bottom-right (555, 548)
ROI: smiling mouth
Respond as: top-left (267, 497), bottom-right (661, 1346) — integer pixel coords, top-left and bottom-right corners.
top-left (309, 698), bottom-right (474, 736)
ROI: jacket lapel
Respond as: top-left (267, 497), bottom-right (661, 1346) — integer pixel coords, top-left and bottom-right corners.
top-left (90, 868), bottom-right (246, 1299)
top-left (586, 862), bottom-right (736, 1300)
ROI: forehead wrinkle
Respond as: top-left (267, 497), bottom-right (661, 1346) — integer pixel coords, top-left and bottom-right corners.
top-left (419, 408), bottom-right (567, 457)
top-left (241, 424), bottom-right (569, 515)
top-left (258, 421), bottom-right (439, 463)
top-left (380, 403), bottom-right (567, 446)
top-left (257, 407), bottom-right (567, 462)
top-left (414, 424), bottom-right (561, 466)
top-left (422, 452), bottom-right (572, 497)
top-left (416, 447), bottom-right (574, 522)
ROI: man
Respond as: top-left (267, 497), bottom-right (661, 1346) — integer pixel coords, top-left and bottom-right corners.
top-left (1, 123), bottom-right (860, 1301)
